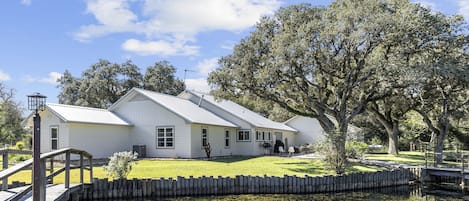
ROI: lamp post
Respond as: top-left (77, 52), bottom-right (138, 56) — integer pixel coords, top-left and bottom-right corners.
top-left (27, 92), bottom-right (46, 201)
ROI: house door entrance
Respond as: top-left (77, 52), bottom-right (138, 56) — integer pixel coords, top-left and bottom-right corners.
top-left (274, 132), bottom-right (284, 153)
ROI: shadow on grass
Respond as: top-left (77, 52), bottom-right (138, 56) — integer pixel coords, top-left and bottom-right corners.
top-left (209, 156), bottom-right (256, 163)
top-left (274, 162), bottom-right (310, 165)
top-left (286, 167), bottom-right (329, 175)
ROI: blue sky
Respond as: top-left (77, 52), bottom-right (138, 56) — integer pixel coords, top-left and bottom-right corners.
top-left (0, 0), bottom-right (467, 108)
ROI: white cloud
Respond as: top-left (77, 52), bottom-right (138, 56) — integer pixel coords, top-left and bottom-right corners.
top-left (185, 78), bottom-right (211, 93)
top-left (40, 72), bottom-right (63, 84)
top-left (0, 70), bottom-right (11, 81)
top-left (458, 0), bottom-right (469, 21)
top-left (24, 72), bottom-right (62, 85)
top-left (121, 39), bottom-right (199, 56)
top-left (221, 40), bottom-right (236, 50)
top-left (75, 0), bottom-right (142, 42)
top-left (196, 58), bottom-right (219, 76)
top-left (142, 0), bottom-right (281, 36)
top-left (75, 0), bottom-right (281, 56)
top-left (20, 0), bottom-right (32, 6)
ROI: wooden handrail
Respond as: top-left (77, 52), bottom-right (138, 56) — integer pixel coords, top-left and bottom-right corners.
top-left (0, 149), bottom-right (32, 155)
top-left (0, 147), bottom-right (93, 196)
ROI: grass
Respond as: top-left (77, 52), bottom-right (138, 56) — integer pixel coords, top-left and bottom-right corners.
top-left (366, 151), bottom-right (426, 166)
top-left (3, 156), bottom-right (386, 184)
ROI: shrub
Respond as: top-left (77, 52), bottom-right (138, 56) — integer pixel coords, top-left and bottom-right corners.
top-left (369, 136), bottom-right (383, 146)
top-left (345, 141), bottom-right (368, 159)
top-left (11, 154), bottom-right (31, 162)
top-left (15, 141), bottom-right (25, 150)
top-left (315, 139), bottom-right (347, 174)
top-left (299, 144), bottom-right (315, 154)
top-left (103, 151), bottom-right (138, 179)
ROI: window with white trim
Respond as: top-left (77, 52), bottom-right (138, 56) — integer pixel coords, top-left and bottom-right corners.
top-left (237, 130), bottom-right (250, 141)
top-left (50, 127), bottom-right (58, 150)
top-left (256, 131), bottom-right (262, 141)
top-left (201, 128), bottom-right (208, 147)
top-left (224, 130), bottom-right (230, 148)
top-left (156, 127), bottom-right (174, 148)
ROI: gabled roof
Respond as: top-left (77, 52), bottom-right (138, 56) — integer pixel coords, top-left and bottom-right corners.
top-left (184, 91), bottom-right (297, 132)
top-left (109, 88), bottom-right (238, 128)
top-left (46, 103), bottom-right (132, 126)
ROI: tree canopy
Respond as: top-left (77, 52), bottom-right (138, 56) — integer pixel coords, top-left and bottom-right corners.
top-left (58, 59), bottom-right (185, 108)
top-left (208, 0), bottom-right (468, 173)
top-left (0, 83), bottom-right (26, 146)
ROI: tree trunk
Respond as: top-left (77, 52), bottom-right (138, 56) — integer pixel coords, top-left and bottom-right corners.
top-left (386, 121), bottom-right (399, 156)
top-left (434, 127), bottom-right (448, 164)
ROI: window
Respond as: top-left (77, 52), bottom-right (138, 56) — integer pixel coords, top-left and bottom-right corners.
top-left (50, 127), bottom-right (58, 150)
top-left (256, 131), bottom-right (262, 141)
top-left (237, 130), bottom-right (250, 141)
top-left (156, 127), bottom-right (174, 148)
top-left (202, 128), bottom-right (208, 147)
top-left (225, 130), bottom-right (230, 148)
top-left (256, 130), bottom-right (272, 141)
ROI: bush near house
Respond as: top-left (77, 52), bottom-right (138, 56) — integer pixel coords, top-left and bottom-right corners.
top-left (102, 151), bottom-right (138, 179)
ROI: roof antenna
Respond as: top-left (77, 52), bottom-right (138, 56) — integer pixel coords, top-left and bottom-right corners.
top-left (183, 69), bottom-right (196, 90)
top-left (198, 95), bottom-right (204, 107)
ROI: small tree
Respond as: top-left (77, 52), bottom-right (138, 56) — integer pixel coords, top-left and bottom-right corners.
top-left (103, 151), bottom-right (138, 179)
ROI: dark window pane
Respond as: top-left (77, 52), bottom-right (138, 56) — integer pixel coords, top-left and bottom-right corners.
top-left (52, 140), bottom-right (58, 150)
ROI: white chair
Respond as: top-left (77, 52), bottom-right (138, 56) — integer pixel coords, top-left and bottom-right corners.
top-left (288, 146), bottom-right (295, 157)
top-left (278, 146), bottom-right (285, 155)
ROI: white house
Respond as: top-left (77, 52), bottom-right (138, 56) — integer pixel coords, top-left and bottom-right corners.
top-left (26, 88), bottom-right (332, 159)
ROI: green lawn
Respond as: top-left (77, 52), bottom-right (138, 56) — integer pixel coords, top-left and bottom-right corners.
top-left (4, 156), bottom-right (386, 184)
top-left (366, 151), bottom-right (426, 166)
top-left (366, 150), bottom-right (468, 167)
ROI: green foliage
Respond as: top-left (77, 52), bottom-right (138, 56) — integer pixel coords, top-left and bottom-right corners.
top-left (315, 139), bottom-right (347, 174)
top-left (369, 136), bottom-right (383, 146)
top-left (345, 141), bottom-right (368, 159)
top-left (58, 59), bottom-right (184, 108)
top-left (143, 61), bottom-right (185, 96)
top-left (15, 141), bottom-right (25, 150)
top-left (0, 83), bottom-right (26, 146)
top-left (10, 154), bottom-right (31, 163)
top-left (102, 151), bottom-right (138, 179)
top-left (299, 144), bottom-right (315, 154)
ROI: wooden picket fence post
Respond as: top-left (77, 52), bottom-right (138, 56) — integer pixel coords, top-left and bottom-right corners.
top-left (80, 168), bottom-right (419, 200)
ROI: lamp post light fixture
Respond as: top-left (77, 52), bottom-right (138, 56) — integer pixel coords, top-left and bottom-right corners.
top-left (27, 92), bottom-right (46, 201)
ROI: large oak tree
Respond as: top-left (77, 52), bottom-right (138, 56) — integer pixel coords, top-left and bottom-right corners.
top-left (58, 59), bottom-right (184, 108)
top-left (208, 0), bottom-right (463, 173)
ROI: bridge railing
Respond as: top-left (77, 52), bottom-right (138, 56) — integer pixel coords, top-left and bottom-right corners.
top-left (424, 146), bottom-right (469, 169)
top-left (0, 148), bottom-right (93, 200)
top-left (0, 149), bottom-right (33, 190)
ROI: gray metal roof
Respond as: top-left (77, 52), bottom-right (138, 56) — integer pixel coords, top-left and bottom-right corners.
top-left (46, 103), bottom-right (132, 126)
top-left (119, 88), bottom-right (238, 128)
top-left (187, 91), bottom-right (297, 132)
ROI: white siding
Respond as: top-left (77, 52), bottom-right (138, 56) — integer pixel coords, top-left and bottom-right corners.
top-left (68, 123), bottom-right (131, 159)
top-left (286, 116), bottom-right (324, 145)
top-left (40, 110), bottom-right (69, 154)
top-left (190, 124), bottom-right (236, 158)
top-left (113, 95), bottom-right (192, 158)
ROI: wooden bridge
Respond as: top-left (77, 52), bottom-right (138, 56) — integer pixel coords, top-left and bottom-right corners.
top-left (0, 148), bottom-right (93, 201)
top-left (421, 150), bottom-right (469, 188)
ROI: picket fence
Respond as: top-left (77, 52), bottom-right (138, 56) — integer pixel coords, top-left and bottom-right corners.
top-left (79, 168), bottom-right (419, 200)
